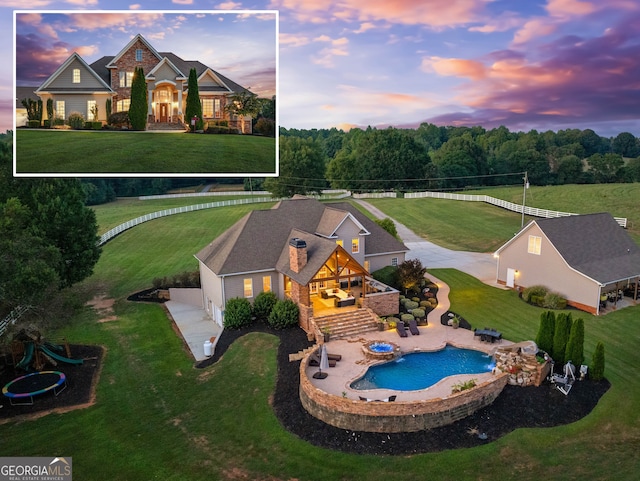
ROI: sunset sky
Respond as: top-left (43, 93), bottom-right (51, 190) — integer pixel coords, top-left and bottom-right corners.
top-left (3, 0), bottom-right (640, 137)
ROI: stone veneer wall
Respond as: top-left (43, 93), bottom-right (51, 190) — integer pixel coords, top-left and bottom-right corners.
top-left (361, 291), bottom-right (400, 317)
top-left (299, 356), bottom-right (509, 433)
top-left (494, 348), bottom-right (552, 387)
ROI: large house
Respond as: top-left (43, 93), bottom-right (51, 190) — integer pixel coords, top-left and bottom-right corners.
top-left (28, 34), bottom-right (253, 131)
top-left (494, 212), bottom-right (640, 315)
top-left (195, 196), bottom-right (408, 332)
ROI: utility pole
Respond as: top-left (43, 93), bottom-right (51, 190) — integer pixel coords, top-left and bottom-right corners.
top-left (521, 171), bottom-right (529, 228)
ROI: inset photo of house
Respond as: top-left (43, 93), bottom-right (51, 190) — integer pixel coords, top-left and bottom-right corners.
top-left (14, 10), bottom-right (278, 176)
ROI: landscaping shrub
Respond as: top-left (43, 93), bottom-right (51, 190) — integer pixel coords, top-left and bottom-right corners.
top-left (566, 318), bottom-right (585, 368)
top-left (28, 120), bottom-right (41, 128)
top-left (552, 312), bottom-right (573, 364)
top-left (108, 111), bottom-right (130, 128)
top-left (535, 311), bottom-right (556, 354)
top-left (543, 292), bottom-right (567, 309)
top-left (252, 291), bottom-right (278, 322)
top-left (419, 300), bottom-right (430, 308)
top-left (590, 342), bottom-right (605, 381)
top-left (267, 299), bottom-right (299, 329)
top-left (411, 308), bottom-right (426, 320)
top-left (254, 117), bottom-right (275, 137)
top-left (530, 295), bottom-right (544, 306)
top-left (205, 125), bottom-right (232, 134)
top-left (400, 313), bottom-right (414, 323)
top-left (68, 111), bottom-right (85, 129)
top-left (404, 300), bottom-right (419, 312)
top-left (223, 297), bottom-right (253, 329)
top-left (522, 285), bottom-right (548, 303)
top-left (84, 121), bottom-right (102, 130)
top-left (372, 265), bottom-right (400, 290)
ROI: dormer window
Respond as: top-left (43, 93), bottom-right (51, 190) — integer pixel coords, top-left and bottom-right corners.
top-left (136, 49), bottom-right (143, 61)
top-left (72, 68), bottom-right (80, 83)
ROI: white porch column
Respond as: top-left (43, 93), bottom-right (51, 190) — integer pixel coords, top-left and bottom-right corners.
top-left (147, 87), bottom-right (153, 119)
top-left (177, 87), bottom-right (183, 122)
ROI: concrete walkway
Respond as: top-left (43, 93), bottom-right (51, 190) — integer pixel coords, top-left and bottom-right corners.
top-left (165, 301), bottom-right (222, 361)
top-left (354, 199), bottom-right (502, 287)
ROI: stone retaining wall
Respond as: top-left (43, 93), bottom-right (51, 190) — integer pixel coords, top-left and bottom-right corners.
top-left (299, 356), bottom-right (508, 433)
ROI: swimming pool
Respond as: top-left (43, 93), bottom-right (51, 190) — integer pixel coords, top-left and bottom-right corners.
top-left (350, 345), bottom-right (495, 391)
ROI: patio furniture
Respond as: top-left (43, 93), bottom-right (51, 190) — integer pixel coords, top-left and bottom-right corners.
top-left (310, 352), bottom-right (336, 367)
top-left (408, 319), bottom-right (420, 335)
top-left (474, 328), bottom-right (502, 343)
top-left (396, 321), bottom-right (408, 338)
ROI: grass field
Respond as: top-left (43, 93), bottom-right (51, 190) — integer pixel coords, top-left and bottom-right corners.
top-left (1, 186), bottom-right (639, 480)
top-left (365, 183), bottom-right (640, 249)
top-left (14, 129), bottom-right (277, 174)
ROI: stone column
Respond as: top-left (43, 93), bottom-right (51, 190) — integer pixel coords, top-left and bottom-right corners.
top-left (177, 86), bottom-right (183, 122)
top-left (147, 87), bottom-right (153, 121)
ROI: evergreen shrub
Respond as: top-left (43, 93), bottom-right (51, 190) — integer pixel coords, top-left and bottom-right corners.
top-left (223, 297), bottom-right (253, 329)
top-left (252, 291), bottom-right (278, 322)
top-left (267, 299), bottom-right (299, 329)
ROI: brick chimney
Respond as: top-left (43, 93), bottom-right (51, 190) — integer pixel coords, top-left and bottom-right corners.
top-left (289, 237), bottom-right (307, 273)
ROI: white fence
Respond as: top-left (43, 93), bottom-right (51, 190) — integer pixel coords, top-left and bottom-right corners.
top-left (405, 191), bottom-right (628, 228)
top-left (0, 305), bottom-right (30, 337)
top-left (140, 191), bottom-right (270, 200)
top-left (353, 192), bottom-right (398, 199)
top-left (99, 197), bottom-right (276, 246)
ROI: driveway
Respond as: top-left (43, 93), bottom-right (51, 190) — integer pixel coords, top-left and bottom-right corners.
top-left (355, 199), bottom-right (502, 287)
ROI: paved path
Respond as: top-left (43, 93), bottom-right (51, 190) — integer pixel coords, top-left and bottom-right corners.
top-left (354, 199), bottom-right (502, 287)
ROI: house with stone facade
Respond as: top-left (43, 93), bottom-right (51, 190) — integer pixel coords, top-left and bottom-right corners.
top-left (30, 34), bottom-right (254, 131)
top-left (195, 196), bottom-right (408, 334)
top-left (495, 212), bottom-right (640, 315)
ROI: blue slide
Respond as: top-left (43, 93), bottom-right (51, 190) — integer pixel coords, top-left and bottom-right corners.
top-left (40, 344), bottom-right (83, 365)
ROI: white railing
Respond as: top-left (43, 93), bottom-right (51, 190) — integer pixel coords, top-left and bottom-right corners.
top-left (0, 305), bottom-right (30, 337)
top-left (404, 191), bottom-right (628, 228)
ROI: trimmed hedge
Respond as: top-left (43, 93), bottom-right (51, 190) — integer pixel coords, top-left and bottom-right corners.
top-left (267, 299), bottom-right (299, 329)
top-left (224, 297), bottom-right (253, 329)
top-left (252, 291), bottom-right (278, 322)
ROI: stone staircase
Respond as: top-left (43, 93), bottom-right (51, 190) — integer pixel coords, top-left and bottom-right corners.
top-left (147, 122), bottom-right (188, 131)
top-left (313, 308), bottom-right (379, 341)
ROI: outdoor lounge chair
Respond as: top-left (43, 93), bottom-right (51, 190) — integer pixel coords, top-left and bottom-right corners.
top-left (310, 353), bottom-right (336, 367)
top-left (408, 319), bottom-right (420, 335)
top-left (396, 321), bottom-right (408, 337)
top-left (327, 353), bottom-right (342, 361)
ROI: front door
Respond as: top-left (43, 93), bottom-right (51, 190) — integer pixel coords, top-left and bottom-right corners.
top-left (159, 103), bottom-right (168, 122)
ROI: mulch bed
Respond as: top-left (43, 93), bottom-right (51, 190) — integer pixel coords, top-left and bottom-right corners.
top-left (0, 344), bottom-right (104, 423)
top-left (203, 325), bottom-right (610, 455)
top-left (0, 329), bottom-right (609, 456)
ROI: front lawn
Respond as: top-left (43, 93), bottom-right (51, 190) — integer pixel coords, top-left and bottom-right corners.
top-left (15, 129), bottom-right (277, 174)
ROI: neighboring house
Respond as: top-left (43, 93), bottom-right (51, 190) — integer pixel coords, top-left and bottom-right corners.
top-left (26, 34), bottom-right (253, 131)
top-left (195, 196), bottom-right (408, 331)
top-left (495, 212), bottom-right (640, 315)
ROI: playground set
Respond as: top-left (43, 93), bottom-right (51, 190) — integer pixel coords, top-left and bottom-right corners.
top-left (2, 329), bottom-right (83, 406)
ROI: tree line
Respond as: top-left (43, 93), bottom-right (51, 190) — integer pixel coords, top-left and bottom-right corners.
top-left (264, 124), bottom-right (640, 197)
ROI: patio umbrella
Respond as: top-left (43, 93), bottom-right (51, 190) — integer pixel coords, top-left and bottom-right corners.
top-left (313, 344), bottom-right (329, 379)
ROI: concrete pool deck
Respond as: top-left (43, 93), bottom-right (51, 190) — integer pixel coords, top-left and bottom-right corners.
top-left (304, 273), bottom-right (513, 402)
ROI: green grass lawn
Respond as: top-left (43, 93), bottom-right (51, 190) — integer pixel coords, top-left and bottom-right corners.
top-left (15, 129), bottom-right (277, 174)
top-left (365, 183), bottom-right (640, 249)
top-left (2, 188), bottom-right (640, 480)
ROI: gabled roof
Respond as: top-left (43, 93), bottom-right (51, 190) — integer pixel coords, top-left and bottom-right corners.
top-left (195, 197), bottom-right (408, 276)
top-left (105, 34), bottom-right (163, 69)
top-left (316, 207), bottom-right (369, 238)
top-left (36, 52), bottom-right (114, 93)
top-left (498, 213), bottom-right (640, 285)
top-left (275, 229), bottom-right (341, 285)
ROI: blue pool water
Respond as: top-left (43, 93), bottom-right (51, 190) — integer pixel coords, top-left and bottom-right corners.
top-left (350, 345), bottom-right (495, 391)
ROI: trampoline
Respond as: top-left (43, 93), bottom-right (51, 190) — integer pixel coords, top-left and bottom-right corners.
top-left (2, 371), bottom-right (67, 406)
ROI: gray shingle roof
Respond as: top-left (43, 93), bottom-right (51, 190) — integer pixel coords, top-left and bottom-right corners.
top-left (536, 213), bottom-right (640, 284)
top-left (15, 86), bottom-right (39, 108)
top-left (195, 197), bottom-right (408, 276)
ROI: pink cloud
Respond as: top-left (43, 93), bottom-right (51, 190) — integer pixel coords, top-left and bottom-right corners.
top-left (512, 17), bottom-right (557, 45)
top-left (422, 57), bottom-right (487, 80)
top-left (546, 0), bottom-right (597, 18)
top-left (271, 0), bottom-right (485, 27)
top-left (424, 13), bottom-right (640, 133)
top-left (279, 33), bottom-right (310, 47)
